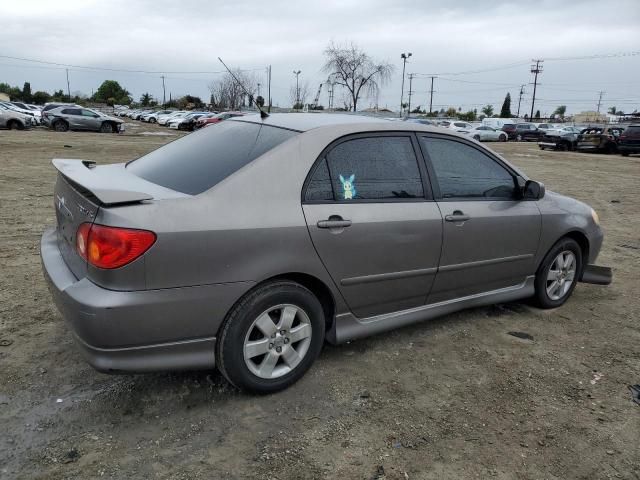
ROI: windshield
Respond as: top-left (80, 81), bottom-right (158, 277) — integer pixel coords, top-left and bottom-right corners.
top-left (127, 120), bottom-right (299, 195)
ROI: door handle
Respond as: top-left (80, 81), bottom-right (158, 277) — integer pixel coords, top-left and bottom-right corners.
top-left (317, 216), bottom-right (352, 229)
top-left (445, 210), bottom-right (470, 222)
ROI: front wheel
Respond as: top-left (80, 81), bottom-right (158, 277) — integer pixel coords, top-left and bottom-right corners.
top-left (100, 122), bottom-right (115, 133)
top-left (534, 238), bottom-right (582, 309)
top-left (216, 281), bottom-right (325, 393)
top-left (473, 135), bottom-right (481, 141)
top-left (499, 134), bottom-right (507, 142)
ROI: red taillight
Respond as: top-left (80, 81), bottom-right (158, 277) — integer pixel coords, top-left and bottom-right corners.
top-left (76, 223), bottom-right (156, 269)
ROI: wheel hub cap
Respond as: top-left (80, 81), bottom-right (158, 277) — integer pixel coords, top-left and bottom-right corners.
top-left (546, 250), bottom-right (576, 301)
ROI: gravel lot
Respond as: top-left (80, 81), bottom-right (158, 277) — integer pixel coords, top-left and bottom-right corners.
top-left (1, 123), bottom-right (639, 480)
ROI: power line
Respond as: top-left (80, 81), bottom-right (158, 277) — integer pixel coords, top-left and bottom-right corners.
top-left (0, 54), bottom-right (262, 75)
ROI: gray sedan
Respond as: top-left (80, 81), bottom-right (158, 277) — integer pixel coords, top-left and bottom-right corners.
top-left (41, 113), bottom-right (611, 393)
top-left (46, 106), bottom-right (124, 133)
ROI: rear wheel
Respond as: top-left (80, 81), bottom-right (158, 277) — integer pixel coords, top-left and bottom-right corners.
top-left (53, 120), bottom-right (69, 132)
top-left (534, 237), bottom-right (582, 309)
top-left (149, 117), bottom-right (156, 124)
top-left (473, 134), bottom-right (481, 141)
top-left (606, 143), bottom-right (617, 154)
top-left (216, 281), bottom-right (325, 393)
top-left (7, 120), bottom-right (20, 130)
top-left (100, 122), bottom-right (115, 133)
top-left (499, 134), bottom-right (507, 142)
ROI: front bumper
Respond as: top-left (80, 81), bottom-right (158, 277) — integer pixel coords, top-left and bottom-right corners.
top-left (538, 141), bottom-right (560, 149)
top-left (40, 228), bottom-right (253, 373)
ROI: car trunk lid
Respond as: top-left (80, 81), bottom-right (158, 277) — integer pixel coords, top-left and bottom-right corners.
top-left (52, 158), bottom-right (187, 279)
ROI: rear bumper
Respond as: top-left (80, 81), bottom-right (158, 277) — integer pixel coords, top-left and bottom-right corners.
top-left (40, 227), bottom-right (253, 373)
top-left (580, 265), bottom-right (612, 285)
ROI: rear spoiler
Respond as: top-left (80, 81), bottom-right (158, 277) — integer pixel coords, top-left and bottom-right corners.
top-left (52, 159), bottom-right (154, 206)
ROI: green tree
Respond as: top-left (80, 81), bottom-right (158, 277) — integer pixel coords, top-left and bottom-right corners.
top-left (482, 104), bottom-right (494, 117)
top-left (553, 105), bottom-right (567, 119)
top-left (535, 110), bottom-right (541, 120)
top-left (139, 92), bottom-right (152, 106)
top-left (608, 106), bottom-right (617, 115)
top-left (445, 107), bottom-right (457, 117)
top-left (32, 91), bottom-right (51, 105)
top-left (500, 93), bottom-right (511, 118)
top-left (51, 89), bottom-right (66, 101)
top-left (21, 82), bottom-right (32, 102)
top-left (92, 80), bottom-right (131, 104)
top-left (458, 110), bottom-right (477, 121)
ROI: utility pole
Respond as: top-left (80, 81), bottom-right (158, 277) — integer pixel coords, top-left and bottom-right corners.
top-left (407, 73), bottom-right (414, 117)
top-left (596, 91), bottom-right (605, 113)
top-left (65, 69), bottom-right (71, 101)
top-left (428, 76), bottom-right (436, 114)
top-left (516, 84), bottom-right (526, 118)
top-left (529, 59), bottom-right (543, 120)
top-left (399, 53), bottom-right (412, 117)
top-left (257, 83), bottom-right (261, 96)
top-left (293, 70), bottom-right (301, 109)
top-left (161, 75), bottom-right (166, 107)
top-left (267, 65), bottom-right (272, 112)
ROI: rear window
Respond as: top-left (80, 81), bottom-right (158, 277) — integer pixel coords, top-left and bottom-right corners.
top-left (127, 120), bottom-right (298, 195)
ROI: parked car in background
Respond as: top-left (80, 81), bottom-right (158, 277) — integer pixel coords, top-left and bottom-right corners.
top-left (0, 104), bottom-right (32, 129)
top-left (41, 113), bottom-right (611, 393)
top-left (501, 123), bottom-right (518, 140)
top-left (167, 112), bottom-right (208, 131)
top-left (194, 111), bottom-right (245, 129)
top-left (538, 126), bottom-right (583, 151)
top-left (42, 103), bottom-right (80, 126)
top-left (533, 123), bottom-right (553, 131)
top-left (617, 124), bottom-right (640, 156)
top-left (158, 111), bottom-right (188, 126)
top-left (142, 110), bottom-right (174, 123)
top-left (404, 118), bottom-right (435, 126)
top-left (513, 123), bottom-right (544, 142)
top-left (482, 118), bottom-right (515, 130)
top-left (46, 106), bottom-right (124, 133)
top-left (1, 102), bottom-right (39, 124)
top-left (576, 126), bottom-right (625, 154)
top-left (466, 125), bottom-right (508, 142)
top-left (440, 120), bottom-right (474, 132)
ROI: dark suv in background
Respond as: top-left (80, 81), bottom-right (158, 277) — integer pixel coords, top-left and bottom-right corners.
top-left (617, 125), bottom-right (640, 156)
top-left (576, 126), bottom-right (625, 154)
top-left (513, 123), bottom-right (544, 142)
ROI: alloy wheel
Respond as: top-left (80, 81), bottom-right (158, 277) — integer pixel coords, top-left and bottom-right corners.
top-left (243, 304), bottom-right (312, 379)
top-left (546, 250), bottom-right (577, 301)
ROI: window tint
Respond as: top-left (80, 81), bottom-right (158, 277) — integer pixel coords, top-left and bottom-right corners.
top-left (127, 121), bottom-right (298, 195)
top-left (81, 109), bottom-right (97, 117)
top-left (305, 159), bottom-right (334, 201)
top-left (420, 137), bottom-right (516, 199)
top-left (323, 136), bottom-right (424, 201)
top-left (62, 108), bottom-right (81, 115)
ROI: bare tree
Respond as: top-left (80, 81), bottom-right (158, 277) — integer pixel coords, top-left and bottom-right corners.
top-left (323, 41), bottom-right (393, 112)
top-left (208, 69), bottom-right (257, 110)
top-left (289, 81), bottom-right (310, 108)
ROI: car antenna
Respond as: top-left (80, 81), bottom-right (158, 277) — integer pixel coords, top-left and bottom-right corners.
top-left (217, 57), bottom-right (269, 119)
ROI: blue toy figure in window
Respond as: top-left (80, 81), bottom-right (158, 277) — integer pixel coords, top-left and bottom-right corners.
top-left (339, 174), bottom-right (356, 200)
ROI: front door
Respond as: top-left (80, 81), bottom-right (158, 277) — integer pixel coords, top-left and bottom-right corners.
top-left (418, 135), bottom-right (541, 303)
top-left (302, 134), bottom-right (443, 318)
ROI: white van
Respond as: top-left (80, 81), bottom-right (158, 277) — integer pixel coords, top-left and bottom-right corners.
top-left (482, 118), bottom-right (515, 129)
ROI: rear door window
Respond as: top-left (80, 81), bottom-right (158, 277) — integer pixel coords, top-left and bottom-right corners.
top-left (127, 121), bottom-right (298, 195)
top-left (305, 135), bottom-right (425, 202)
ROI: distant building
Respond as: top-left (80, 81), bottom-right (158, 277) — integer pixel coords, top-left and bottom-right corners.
top-left (573, 111), bottom-right (607, 123)
top-left (0, 93), bottom-right (9, 102)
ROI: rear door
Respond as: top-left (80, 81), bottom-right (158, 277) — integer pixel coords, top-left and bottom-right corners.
top-left (61, 108), bottom-right (83, 129)
top-left (418, 135), bottom-right (541, 303)
top-left (302, 133), bottom-right (443, 318)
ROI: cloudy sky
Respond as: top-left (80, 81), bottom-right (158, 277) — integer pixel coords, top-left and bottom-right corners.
top-left (1, 0), bottom-right (639, 114)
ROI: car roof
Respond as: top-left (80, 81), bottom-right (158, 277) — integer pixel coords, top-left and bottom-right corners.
top-left (232, 112), bottom-right (392, 132)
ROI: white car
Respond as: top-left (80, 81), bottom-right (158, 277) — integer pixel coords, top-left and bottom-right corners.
top-left (440, 120), bottom-right (474, 132)
top-left (467, 125), bottom-right (508, 142)
top-left (143, 110), bottom-right (174, 123)
top-left (158, 111), bottom-right (187, 126)
top-left (1, 102), bottom-right (40, 124)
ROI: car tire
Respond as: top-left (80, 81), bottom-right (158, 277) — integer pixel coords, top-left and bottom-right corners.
top-left (100, 122), bottom-right (115, 133)
top-left (621, 152), bottom-right (629, 157)
top-left (53, 120), bottom-right (69, 132)
top-left (216, 280), bottom-right (325, 393)
top-left (149, 118), bottom-right (156, 124)
top-left (534, 237), bottom-right (582, 309)
top-left (499, 134), bottom-right (507, 142)
top-left (7, 120), bottom-right (21, 130)
top-left (473, 134), bottom-right (481, 141)
top-left (560, 142), bottom-right (569, 151)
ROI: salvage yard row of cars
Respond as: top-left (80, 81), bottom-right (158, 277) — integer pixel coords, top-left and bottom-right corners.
top-left (114, 106), bottom-right (246, 131)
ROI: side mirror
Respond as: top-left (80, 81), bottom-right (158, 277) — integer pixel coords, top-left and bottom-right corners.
top-left (523, 180), bottom-right (545, 200)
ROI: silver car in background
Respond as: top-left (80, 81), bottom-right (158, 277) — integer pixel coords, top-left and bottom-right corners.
top-left (46, 106), bottom-right (124, 133)
top-left (41, 113), bottom-right (612, 393)
top-left (0, 104), bottom-right (33, 129)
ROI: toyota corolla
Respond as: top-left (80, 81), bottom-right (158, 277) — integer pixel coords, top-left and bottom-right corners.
top-left (41, 113), bottom-right (612, 393)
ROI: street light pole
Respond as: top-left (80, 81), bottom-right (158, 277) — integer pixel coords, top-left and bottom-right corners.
top-left (399, 53), bottom-right (412, 117)
top-left (293, 70), bottom-right (301, 109)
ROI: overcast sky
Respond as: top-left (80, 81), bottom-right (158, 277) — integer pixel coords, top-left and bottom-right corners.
top-left (1, 0), bottom-right (639, 114)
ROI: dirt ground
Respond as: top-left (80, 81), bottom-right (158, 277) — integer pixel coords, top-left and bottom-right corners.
top-left (1, 122), bottom-right (639, 480)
